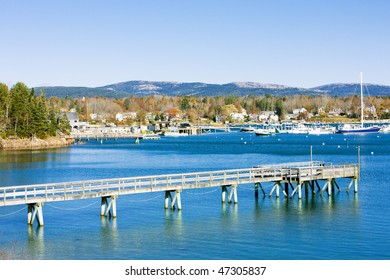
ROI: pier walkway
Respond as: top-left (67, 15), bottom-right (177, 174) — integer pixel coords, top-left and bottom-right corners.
top-left (0, 161), bottom-right (359, 226)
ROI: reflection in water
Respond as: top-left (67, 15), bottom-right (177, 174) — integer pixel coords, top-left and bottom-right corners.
top-left (27, 225), bottom-right (45, 259)
top-left (255, 192), bottom-right (360, 222)
top-left (0, 148), bottom-right (71, 187)
top-left (221, 203), bottom-right (239, 230)
top-left (0, 148), bottom-right (70, 166)
top-left (347, 193), bottom-right (360, 215)
top-left (100, 216), bottom-right (118, 252)
top-left (164, 209), bottom-right (183, 239)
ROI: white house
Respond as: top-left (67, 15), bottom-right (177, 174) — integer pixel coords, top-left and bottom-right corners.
top-left (328, 108), bottom-right (342, 117)
top-left (259, 111), bottom-right (279, 123)
top-left (292, 108), bottom-right (307, 115)
top-left (117, 113), bottom-right (137, 122)
top-left (230, 113), bottom-right (245, 121)
top-left (66, 112), bottom-right (79, 131)
top-left (365, 106), bottom-right (377, 114)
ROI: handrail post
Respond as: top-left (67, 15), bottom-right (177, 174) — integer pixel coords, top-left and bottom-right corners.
top-left (357, 146), bottom-right (361, 179)
top-left (310, 145), bottom-right (313, 162)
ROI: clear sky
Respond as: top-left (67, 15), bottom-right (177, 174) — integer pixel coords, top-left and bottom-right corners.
top-left (1, 0), bottom-right (389, 88)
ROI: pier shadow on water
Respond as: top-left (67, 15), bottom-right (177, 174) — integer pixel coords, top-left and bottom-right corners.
top-left (26, 225), bottom-right (45, 259)
top-left (100, 216), bottom-right (119, 253)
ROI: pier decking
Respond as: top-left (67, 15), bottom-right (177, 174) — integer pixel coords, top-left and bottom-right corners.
top-left (0, 161), bottom-right (359, 226)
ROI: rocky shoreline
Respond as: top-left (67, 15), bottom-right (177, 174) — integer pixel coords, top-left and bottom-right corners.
top-left (0, 136), bottom-right (74, 150)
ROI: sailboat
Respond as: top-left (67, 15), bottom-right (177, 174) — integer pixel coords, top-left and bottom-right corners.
top-left (337, 73), bottom-right (380, 134)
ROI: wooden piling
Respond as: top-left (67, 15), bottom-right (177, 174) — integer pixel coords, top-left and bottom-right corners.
top-left (254, 183), bottom-right (259, 198)
top-left (27, 203), bottom-right (44, 226)
top-left (354, 178), bottom-right (358, 193)
top-left (297, 184), bottom-right (302, 199)
top-left (100, 197), bottom-right (107, 216)
top-left (284, 183), bottom-right (289, 196)
top-left (233, 185), bottom-right (238, 204)
top-left (164, 191), bottom-right (171, 209)
top-left (221, 186), bottom-right (228, 203)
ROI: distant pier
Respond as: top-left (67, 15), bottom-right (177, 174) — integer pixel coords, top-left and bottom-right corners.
top-left (0, 161), bottom-right (359, 226)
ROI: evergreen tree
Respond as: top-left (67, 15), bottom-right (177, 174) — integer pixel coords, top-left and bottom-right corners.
top-left (1, 82), bottom-right (69, 139)
top-left (48, 105), bottom-right (58, 136)
top-left (30, 92), bottom-right (49, 138)
top-left (56, 112), bottom-right (70, 135)
top-left (0, 83), bottom-right (10, 137)
top-left (275, 98), bottom-right (285, 119)
top-left (8, 82), bottom-right (32, 137)
top-left (180, 96), bottom-right (190, 111)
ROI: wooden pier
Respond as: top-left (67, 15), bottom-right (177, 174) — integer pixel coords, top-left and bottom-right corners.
top-left (0, 161), bottom-right (359, 226)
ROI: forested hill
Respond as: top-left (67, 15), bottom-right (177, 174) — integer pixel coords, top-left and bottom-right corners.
top-left (35, 81), bottom-right (390, 98)
top-left (312, 83), bottom-right (390, 96)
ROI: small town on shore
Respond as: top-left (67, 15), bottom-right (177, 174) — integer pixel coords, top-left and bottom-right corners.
top-left (1, 82), bottom-right (390, 150)
top-left (66, 102), bottom-right (390, 140)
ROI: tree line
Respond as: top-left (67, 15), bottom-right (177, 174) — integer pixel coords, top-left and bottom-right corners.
top-left (0, 82), bottom-right (70, 139)
top-left (55, 93), bottom-right (390, 124)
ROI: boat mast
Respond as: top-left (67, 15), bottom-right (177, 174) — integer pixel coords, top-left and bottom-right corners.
top-left (360, 72), bottom-right (364, 127)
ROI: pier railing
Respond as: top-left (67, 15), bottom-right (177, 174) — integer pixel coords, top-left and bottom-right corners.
top-left (0, 161), bottom-right (358, 207)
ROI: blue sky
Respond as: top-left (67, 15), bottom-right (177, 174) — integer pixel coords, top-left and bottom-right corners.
top-left (1, 0), bottom-right (389, 88)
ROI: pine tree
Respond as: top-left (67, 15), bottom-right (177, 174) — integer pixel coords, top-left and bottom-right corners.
top-left (0, 83), bottom-right (10, 137)
top-left (8, 82), bottom-right (32, 137)
top-left (31, 92), bottom-right (49, 138)
top-left (2, 82), bottom-right (69, 139)
top-left (48, 105), bottom-right (58, 136)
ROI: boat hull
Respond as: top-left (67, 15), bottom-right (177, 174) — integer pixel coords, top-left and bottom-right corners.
top-left (255, 132), bottom-right (275, 136)
top-left (337, 127), bottom-right (380, 134)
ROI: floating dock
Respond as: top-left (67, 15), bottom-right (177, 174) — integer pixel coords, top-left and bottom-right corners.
top-left (0, 161), bottom-right (359, 226)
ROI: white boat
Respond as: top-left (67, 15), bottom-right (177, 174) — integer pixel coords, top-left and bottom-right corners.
top-left (286, 123), bottom-right (309, 134)
top-left (337, 73), bottom-right (380, 134)
top-left (163, 129), bottom-right (188, 137)
top-left (240, 126), bottom-right (255, 132)
top-left (307, 125), bottom-right (336, 135)
top-left (142, 134), bottom-right (161, 140)
top-left (380, 125), bottom-right (390, 132)
top-left (254, 126), bottom-right (277, 136)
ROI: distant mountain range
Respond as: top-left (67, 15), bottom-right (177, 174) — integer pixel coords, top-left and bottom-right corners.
top-left (35, 80), bottom-right (390, 98)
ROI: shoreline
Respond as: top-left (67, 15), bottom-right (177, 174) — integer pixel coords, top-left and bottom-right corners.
top-left (0, 136), bottom-right (74, 150)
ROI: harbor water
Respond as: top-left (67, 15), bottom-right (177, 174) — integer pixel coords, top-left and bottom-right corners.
top-left (0, 132), bottom-right (389, 259)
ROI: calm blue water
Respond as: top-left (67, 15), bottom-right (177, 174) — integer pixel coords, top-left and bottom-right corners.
top-left (0, 132), bottom-right (389, 260)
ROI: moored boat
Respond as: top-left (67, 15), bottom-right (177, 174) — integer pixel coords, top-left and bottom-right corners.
top-left (286, 123), bottom-right (309, 134)
top-left (307, 125), bottom-right (336, 135)
top-left (337, 124), bottom-right (380, 134)
top-left (162, 129), bottom-right (188, 137)
top-left (254, 126), bottom-right (277, 136)
top-left (240, 126), bottom-right (255, 132)
top-left (142, 134), bottom-right (161, 140)
top-left (380, 125), bottom-right (390, 132)
top-left (337, 73), bottom-right (380, 134)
